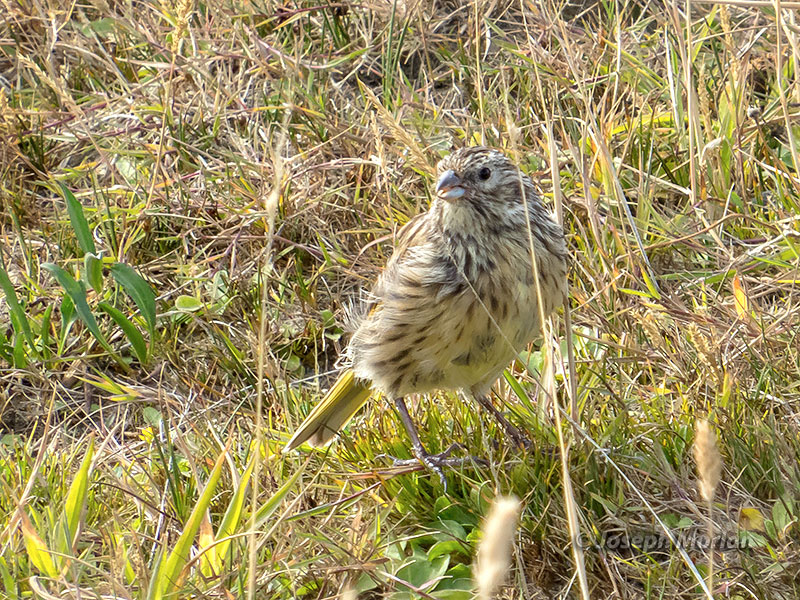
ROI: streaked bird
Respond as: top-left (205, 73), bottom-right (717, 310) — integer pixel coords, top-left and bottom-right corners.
top-left (284, 146), bottom-right (568, 484)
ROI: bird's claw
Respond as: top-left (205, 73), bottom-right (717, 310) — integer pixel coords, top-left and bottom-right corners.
top-left (387, 443), bottom-right (487, 491)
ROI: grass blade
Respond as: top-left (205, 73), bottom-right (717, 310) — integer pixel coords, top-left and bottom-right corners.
top-left (0, 265), bottom-right (36, 357)
top-left (42, 263), bottom-right (122, 366)
top-left (148, 448), bottom-right (227, 600)
top-left (55, 437), bottom-right (95, 574)
top-left (60, 183), bottom-right (96, 256)
top-left (110, 263), bottom-right (156, 337)
top-left (84, 253), bottom-right (104, 294)
top-left (253, 459), bottom-right (306, 528)
top-left (208, 451), bottom-right (257, 569)
top-left (98, 301), bottom-right (149, 363)
top-left (20, 512), bottom-right (58, 579)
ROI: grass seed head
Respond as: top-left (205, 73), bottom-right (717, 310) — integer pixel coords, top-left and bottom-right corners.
top-left (694, 419), bottom-right (722, 503)
top-left (475, 495), bottom-right (522, 600)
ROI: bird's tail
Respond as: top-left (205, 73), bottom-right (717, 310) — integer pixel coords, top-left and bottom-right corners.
top-left (283, 369), bottom-right (372, 452)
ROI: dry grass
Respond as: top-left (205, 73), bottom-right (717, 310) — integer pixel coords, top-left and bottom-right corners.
top-left (2, 0), bottom-right (800, 598)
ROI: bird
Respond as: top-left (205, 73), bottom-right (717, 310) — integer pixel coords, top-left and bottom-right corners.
top-left (283, 146), bottom-right (568, 485)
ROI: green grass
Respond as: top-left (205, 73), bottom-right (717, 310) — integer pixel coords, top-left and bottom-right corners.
top-left (2, 0), bottom-right (800, 598)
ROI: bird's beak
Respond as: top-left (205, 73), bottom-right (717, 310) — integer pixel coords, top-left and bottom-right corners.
top-left (435, 170), bottom-right (465, 201)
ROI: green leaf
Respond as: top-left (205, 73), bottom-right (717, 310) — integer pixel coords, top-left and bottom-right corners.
top-left (396, 548), bottom-right (448, 590)
top-left (175, 295), bottom-right (202, 312)
top-left (13, 335), bottom-right (27, 367)
top-left (60, 293), bottom-right (76, 328)
top-left (40, 304), bottom-right (53, 359)
top-left (253, 459), bottom-right (306, 528)
top-left (20, 512), bottom-right (58, 579)
top-left (428, 539), bottom-right (466, 560)
top-left (58, 292), bottom-right (76, 355)
top-left (434, 590), bottom-right (474, 600)
top-left (772, 500), bottom-right (794, 537)
top-left (84, 253), bottom-right (104, 294)
top-left (143, 407), bottom-right (162, 426)
top-left (0, 557), bottom-right (16, 599)
top-left (0, 265), bottom-right (36, 355)
top-left (203, 451), bottom-right (258, 576)
top-left (436, 519), bottom-right (467, 540)
top-left (110, 263), bottom-right (156, 337)
top-left (147, 449), bottom-right (227, 600)
top-left (0, 336), bottom-right (13, 364)
top-left (59, 437), bottom-right (94, 557)
top-left (42, 263), bottom-right (119, 364)
top-left (98, 302), bottom-right (148, 363)
top-left (285, 353), bottom-right (301, 372)
top-left (60, 183), bottom-right (96, 256)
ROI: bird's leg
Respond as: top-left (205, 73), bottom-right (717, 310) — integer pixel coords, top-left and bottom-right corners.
top-left (474, 394), bottom-right (533, 450)
top-left (392, 397), bottom-right (482, 488)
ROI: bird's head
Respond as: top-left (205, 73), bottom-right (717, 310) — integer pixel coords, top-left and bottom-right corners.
top-left (434, 146), bottom-right (530, 208)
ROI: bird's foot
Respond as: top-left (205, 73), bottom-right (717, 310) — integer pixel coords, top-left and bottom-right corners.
top-left (389, 443), bottom-right (487, 490)
top-left (503, 423), bottom-right (534, 451)
top-left (474, 394), bottom-right (533, 450)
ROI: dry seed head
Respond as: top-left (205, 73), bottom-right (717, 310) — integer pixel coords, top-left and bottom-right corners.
top-left (719, 5), bottom-right (739, 81)
top-left (475, 495), bottom-right (522, 600)
top-left (171, 0), bottom-right (193, 54)
top-left (0, 88), bottom-right (13, 134)
top-left (696, 64), bottom-right (714, 137)
top-left (694, 420), bottom-right (721, 503)
top-left (688, 324), bottom-right (720, 383)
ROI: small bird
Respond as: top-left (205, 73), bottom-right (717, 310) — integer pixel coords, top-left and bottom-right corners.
top-left (284, 146), bottom-right (568, 484)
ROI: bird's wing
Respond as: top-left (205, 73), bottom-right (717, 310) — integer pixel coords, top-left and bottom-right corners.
top-left (362, 212), bottom-right (435, 308)
top-left (387, 212), bottom-right (432, 267)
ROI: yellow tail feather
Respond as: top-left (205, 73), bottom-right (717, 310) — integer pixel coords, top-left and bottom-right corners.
top-left (283, 370), bottom-right (372, 452)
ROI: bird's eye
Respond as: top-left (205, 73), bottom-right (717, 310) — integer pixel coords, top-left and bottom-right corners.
top-left (478, 167), bottom-right (491, 180)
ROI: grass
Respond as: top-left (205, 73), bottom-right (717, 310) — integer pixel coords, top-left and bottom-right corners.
top-left (2, 0), bottom-right (800, 597)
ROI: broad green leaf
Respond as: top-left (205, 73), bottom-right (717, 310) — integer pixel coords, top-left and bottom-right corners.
top-left (63, 437), bottom-right (95, 548)
top-left (253, 459), bottom-right (306, 528)
top-left (98, 301), bottom-right (148, 363)
top-left (0, 557), bottom-right (15, 598)
top-left (84, 253), bottom-right (104, 294)
top-left (60, 183), bottom-right (96, 255)
top-left (148, 449), bottom-right (227, 600)
top-left (434, 590), bottom-right (474, 600)
top-left (40, 304), bottom-right (53, 359)
top-left (42, 263), bottom-right (118, 362)
top-left (110, 263), bottom-right (156, 336)
top-left (143, 406), bottom-right (162, 426)
top-left (20, 512), bottom-right (58, 579)
top-left (175, 295), bottom-right (202, 312)
top-left (77, 17), bottom-right (117, 37)
top-left (396, 547), bottom-right (448, 590)
top-left (205, 450), bottom-right (257, 574)
top-left (0, 266), bottom-right (36, 354)
top-left (772, 500), bottom-right (794, 537)
top-left (58, 293), bottom-right (77, 355)
top-left (60, 293), bottom-right (76, 328)
top-left (13, 335), bottom-right (27, 367)
top-left (428, 539), bottom-right (466, 560)
top-left (56, 437), bottom-right (95, 573)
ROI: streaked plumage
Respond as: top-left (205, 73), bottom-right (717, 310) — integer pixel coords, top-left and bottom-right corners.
top-left (285, 147), bottom-right (568, 478)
